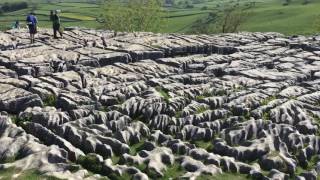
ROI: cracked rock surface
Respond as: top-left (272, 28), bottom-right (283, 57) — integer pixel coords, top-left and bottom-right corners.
top-left (0, 28), bottom-right (320, 179)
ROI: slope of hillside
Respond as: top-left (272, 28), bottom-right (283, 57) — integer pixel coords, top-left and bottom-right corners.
top-left (0, 0), bottom-right (320, 35)
top-left (240, 0), bottom-right (320, 35)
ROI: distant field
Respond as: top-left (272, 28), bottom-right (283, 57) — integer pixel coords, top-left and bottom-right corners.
top-left (240, 0), bottom-right (320, 35)
top-left (0, 1), bottom-right (102, 30)
top-left (0, 0), bottom-right (320, 35)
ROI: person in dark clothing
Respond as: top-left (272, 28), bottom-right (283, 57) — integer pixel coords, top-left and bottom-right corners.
top-left (26, 12), bottom-right (38, 43)
top-left (50, 10), bottom-right (63, 39)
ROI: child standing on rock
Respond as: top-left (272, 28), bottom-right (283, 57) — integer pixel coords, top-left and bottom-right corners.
top-left (50, 10), bottom-right (63, 39)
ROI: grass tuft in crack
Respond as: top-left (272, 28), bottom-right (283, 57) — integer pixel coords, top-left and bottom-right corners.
top-left (155, 86), bottom-right (170, 103)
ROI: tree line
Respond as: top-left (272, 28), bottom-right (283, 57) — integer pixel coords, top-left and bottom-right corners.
top-left (0, 2), bottom-right (28, 14)
top-left (283, 0), bottom-right (311, 6)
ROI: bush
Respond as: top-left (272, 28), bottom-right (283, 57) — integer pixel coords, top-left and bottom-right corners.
top-left (10, 115), bottom-right (32, 127)
top-left (43, 94), bottom-right (57, 107)
top-left (155, 86), bottom-right (170, 103)
top-left (1, 2), bottom-right (28, 13)
top-left (282, 0), bottom-right (290, 6)
top-left (302, 0), bottom-right (310, 5)
top-left (103, 0), bottom-right (167, 33)
top-left (186, 4), bottom-right (194, 8)
top-left (77, 154), bottom-right (103, 173)
top-left (201, 6), bottom-right (208, 10)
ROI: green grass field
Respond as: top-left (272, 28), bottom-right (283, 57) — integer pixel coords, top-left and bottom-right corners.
top-left (240, 0), bottom-right (320, 35)
top-left (0, 1), bottom-right (103, 31)
top-left (0, 0), bottom-right (319, 34)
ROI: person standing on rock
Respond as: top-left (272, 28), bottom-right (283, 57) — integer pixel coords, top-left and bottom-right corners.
top-left (26, 12), bottom-right (38, 44)
top-left (50, 10), bottom-right (63, 39)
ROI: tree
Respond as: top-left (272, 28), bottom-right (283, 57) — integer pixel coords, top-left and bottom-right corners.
top-left (164, 0), bottom-right (174, 7)
top-left (302, 0), bottom-right (310, 5)
top-left (0, 2), bottom-right (28, 13)
top-left (190, 12), bottom-right (219, 34)
top-left (190, 5), bottom-right (249, 34)
top-left (283, 0), bottom-right (291, 6)
top-left (103, 0), bottom-right (166, 34)
top-left (220, 6), bottom-right (249, 33)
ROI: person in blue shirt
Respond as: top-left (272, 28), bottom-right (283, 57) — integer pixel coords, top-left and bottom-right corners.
top-left (26, 12), bottom-right (38, 44)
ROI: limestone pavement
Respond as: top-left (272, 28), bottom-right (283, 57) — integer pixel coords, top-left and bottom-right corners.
top-left (0, 28), bottom-right (320, 179)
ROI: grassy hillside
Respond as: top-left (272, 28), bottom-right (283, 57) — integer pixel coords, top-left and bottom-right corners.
top-left (240, 0), bottom-right (320, 35)
top-left (0, 0), bottom-right (319, 35)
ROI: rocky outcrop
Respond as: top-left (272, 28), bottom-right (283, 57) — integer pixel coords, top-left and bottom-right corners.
top-left (0, 29), bottom-right (319, 179)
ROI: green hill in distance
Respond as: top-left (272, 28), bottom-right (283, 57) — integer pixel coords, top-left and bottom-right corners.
top-left (0, 0), bottom-right (319, 35)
